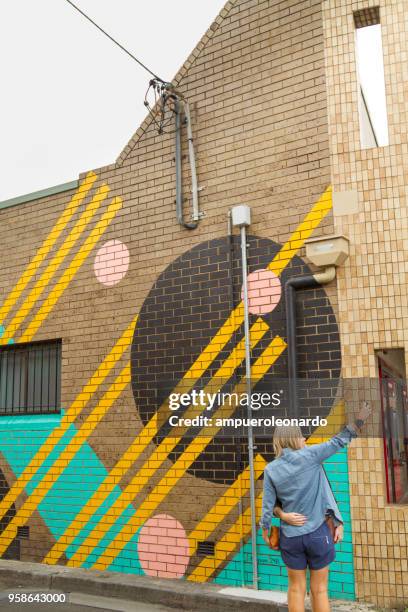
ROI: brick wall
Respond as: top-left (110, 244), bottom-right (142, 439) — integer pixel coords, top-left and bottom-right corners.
top-left (323, 0), bottom-right (408, 606)
top-left (0, 0), bottom-right (356, 598)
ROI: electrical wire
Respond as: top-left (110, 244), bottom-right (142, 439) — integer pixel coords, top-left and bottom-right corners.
top-left (64, 0), bottom-right (165, 82)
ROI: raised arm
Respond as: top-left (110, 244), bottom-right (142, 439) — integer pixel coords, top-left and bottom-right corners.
top-left (302, 402), bottom-right (372, 464)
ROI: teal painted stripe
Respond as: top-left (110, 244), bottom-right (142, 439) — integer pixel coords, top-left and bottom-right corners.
top-left (18, 428), bottom-right (75, 496)
top-left (83, 503), bottom-right (137, 568)
top-left (0, 417), bottom-right (356, 595)
top-left (0, 413), bottom-right (62, 430)
top-left (38, 439), bottom-right (147, 572)
top-left (0, 414), bottom-right (146, 573)
top-left (37, 431), bottom-right (109, 539)
top-left (65, 488), bottom-right (132, 562)
top-left (108, 528), bottom-right (143, 575)
top-left (0, 415), bottom-right (64, 483)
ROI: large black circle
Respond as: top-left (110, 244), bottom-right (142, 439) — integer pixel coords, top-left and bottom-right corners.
top-left (131, 236), bottom-right (341, 485)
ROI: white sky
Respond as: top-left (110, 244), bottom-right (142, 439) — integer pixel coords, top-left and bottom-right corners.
top-left (0, 0), bottom-right (226, 201)
top-left (355, 24), bottom-right (389, 146)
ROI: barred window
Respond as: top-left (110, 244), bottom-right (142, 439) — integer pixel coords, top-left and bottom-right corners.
top-left (0, 340), bottom-right (61, 415)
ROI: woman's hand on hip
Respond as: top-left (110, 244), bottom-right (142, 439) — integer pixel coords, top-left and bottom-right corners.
top-left (334, 524), bottom-right (344, 543)
top-left (280, 512), bottom-right (307, 526)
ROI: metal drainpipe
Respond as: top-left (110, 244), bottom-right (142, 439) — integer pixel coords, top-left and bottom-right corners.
top-left (285, 266), bottom-right (336, 417)
top-left (174, 99), bottom-right (198, 230)
top-left (240, 223), bottom-right (259, 589)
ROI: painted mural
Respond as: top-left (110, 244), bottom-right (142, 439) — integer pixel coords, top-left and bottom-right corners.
top-left (0, 175), bottom-right (355, 599)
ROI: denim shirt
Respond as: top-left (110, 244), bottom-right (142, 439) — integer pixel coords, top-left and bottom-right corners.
top-left (260, 426), bottom-right (357, 537)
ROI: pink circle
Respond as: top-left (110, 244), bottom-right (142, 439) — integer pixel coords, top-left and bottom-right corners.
top-left (137, 513), bottom-right (190, 578)
top-left (94, 239), bottom-right (129, 286)
top-left (242, 269), bottom-right (282, 315)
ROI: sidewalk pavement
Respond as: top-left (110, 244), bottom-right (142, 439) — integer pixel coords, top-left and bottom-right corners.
top-left (0, 560), bottom-right (383, 612)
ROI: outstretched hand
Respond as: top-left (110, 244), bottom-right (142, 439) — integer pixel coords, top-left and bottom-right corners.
top-left (356, 401), bottom-right (372, 424)
top-left (349, 401), bottom-right (372, 432)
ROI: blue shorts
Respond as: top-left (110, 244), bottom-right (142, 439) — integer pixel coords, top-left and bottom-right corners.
top-left (279, 521), bottom-right (335, 570)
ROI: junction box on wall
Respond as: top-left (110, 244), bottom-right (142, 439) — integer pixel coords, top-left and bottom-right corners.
top-left (231, 205), bottom-right (251, 228)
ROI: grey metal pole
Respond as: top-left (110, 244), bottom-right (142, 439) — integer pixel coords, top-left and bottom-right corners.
top-left (240, 224), bottom-right (259, 589)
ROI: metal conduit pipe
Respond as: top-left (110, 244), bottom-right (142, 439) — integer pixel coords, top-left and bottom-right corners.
top-left (230, 205), bottom-right (258, 588)
top-left (184, 102), bottom-right (200, 223)
top-left (174, 99), bottom-right (198, 230)
top-left (285, 266), bottom-right (336, 417)
top-left (227, 210), bottom-right (246, 587)
top-left (239, 222), bottom-right (259, 590)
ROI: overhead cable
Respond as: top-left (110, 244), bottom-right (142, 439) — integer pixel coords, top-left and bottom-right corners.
top-left (64, 0), bottom-right (166, 82)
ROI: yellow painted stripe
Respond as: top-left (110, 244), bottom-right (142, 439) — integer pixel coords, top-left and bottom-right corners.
top-left (185, 186), bottom-right (332, 380)
top-left (268, 186), bottom-right (332, 275)
top-left (181, 186), bottom-right (332, 381)
top-left (91, 337), bottom-right (286, 570)
top-left (0, 362), bottom-right (131, 556)
top-left (0, 172), bottom-right (97, 324)
top-left (45, 320), bottom-right (269, 565)
top-left (188, 454), bottom-right (266, 555)
top-left (184, 304), bottom-right (244, 380)
top-left (43, 319), bottom-right (268, 565)
top-left (188, 491), bottom-right (263, 582)
top-left (44, 187), bottom-right (331, 565)
top-left (0, 185), bottom-right (110, 345)
top-left (0, 317), bottom-right (137, 524)
top-left (64, 322), bottom-right (269, 568)
top-left (19, 196), bottom-right (122, 343)
top-left (44, 413), bottom-right (159, 564)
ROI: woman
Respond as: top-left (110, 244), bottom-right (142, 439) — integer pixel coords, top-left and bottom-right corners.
top-left (260, 403), bottom-right (371, 612)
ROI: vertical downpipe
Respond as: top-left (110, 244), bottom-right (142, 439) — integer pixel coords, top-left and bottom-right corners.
top-left (174, 99), bottom-right (197, 230)
top-left (285, 268), bottom-right (335, 416)
top-left (240, 224), bottom-right (258, 589)
top-left (184, 102), bottom-right (200, 223)
top-left (175, 98), bottom-right (183, 226)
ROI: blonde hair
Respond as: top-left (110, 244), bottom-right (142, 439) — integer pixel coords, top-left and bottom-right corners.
top-left (273, 425), bottom-right (303, 458)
